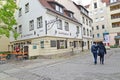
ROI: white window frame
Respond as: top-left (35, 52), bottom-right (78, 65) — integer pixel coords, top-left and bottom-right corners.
top-left (15, 27), bottom-right (17, 32)
top-left (55, 5), bottom-right (63, 13)
top-left (29, 20), bottom-right (34, 31)
top-left (76, 26), bottom-right (79, 33)
top-left (25, 3), bottom-right (29, 13)
top-left (65, 22), bottom-right (69, 31)
top-left (57, 19), bottom-right (62, 30)
top-left (19, 25), bottom-right (22, 34)
top-left (18, 8), bottom-right (22, 17)
top-left (37, 16), bottom-right (42, 28)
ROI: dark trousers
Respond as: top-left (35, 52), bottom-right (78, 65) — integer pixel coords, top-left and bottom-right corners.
top-left (93, 53), bottom-right (97, 64)
top-left (100, 55), bottom-right (104, 64)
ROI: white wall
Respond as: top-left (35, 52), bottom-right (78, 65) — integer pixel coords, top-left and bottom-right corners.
top-left (11, 0), bottom-right (46, 41)
top-left (45, 13), bottom-right (82, 39)
top-left (10, 0), bottom-right (82, 42)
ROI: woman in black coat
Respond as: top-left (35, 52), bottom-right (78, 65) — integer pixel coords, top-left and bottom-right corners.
top-left (98, 42), bottom-right (107, 64)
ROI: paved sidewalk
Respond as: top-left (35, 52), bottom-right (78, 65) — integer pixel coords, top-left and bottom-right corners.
top-left (0, 48), bottom-right (120, 80)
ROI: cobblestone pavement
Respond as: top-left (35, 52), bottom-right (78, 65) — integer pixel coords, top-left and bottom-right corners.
top-left (0, 48), bottom-right (120, 80)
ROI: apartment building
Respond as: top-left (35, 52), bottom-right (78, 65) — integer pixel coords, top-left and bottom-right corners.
top-left (107, 0), bottom-right (120, 46)
top-left (10, 0), bottom-right (83, 57)
top-left (86, 0), bottom-right (110, 47)
top-left (55, 0), bottom-right (93, 50)
top-left (87, 0), bottom-right (120, 46)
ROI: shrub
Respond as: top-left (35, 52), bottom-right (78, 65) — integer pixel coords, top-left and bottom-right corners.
top-left (110, 45), bottom-right (118, 48)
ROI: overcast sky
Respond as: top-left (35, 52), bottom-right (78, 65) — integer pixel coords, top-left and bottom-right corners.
top-left (72, 0), bottom-right (91, 6)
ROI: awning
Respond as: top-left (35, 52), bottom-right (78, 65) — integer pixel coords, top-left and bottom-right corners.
top-left (115, 36), bottom-right (120, 39)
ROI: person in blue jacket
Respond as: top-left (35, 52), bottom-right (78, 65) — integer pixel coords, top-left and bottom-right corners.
top-left (91, 42), bottom-right (98, 64)
top-left (97, 41), bottom-right (107, 64)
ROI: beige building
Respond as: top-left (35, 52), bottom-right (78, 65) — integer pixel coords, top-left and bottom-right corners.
top-left (87, 0), bottom-right (120, 46)
top-left (86, 0), bottom-right (110, 47)
top-left (0, 36), bottom-right (10, 52)
top-left (107, 0), bottom-right (120, 46)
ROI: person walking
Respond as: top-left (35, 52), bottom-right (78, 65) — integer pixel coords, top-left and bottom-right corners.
top-left (97, 41), bottom-right (107, 64)
top-left (91, 42), bottom-right (98, 65)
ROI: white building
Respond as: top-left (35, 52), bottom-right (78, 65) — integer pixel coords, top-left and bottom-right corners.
top-left (10, 0), bottom-right (83, 58)
top-left (55, 0), bottom-right (93, 50)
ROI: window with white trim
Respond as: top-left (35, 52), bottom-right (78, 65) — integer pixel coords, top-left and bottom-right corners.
top-left (102, 25), bottom-right (105, 29)
top-left (83, 28), bottom-right (86, 35)
top-left (25, 3), bottom-right (29, 13)
top-left (86, 19), bottom-right (88, 25)
top-left (18, 25), bottom-right (22, 34)
top-left (87, 29), bottom-right (89, 36)
top-left (57, 40), bottom-right (67, 49)
top-left (94, 2), bottom-right (97, 9)
top-left (55, 5), bottom-right (63, 13)
top-left (29, 20), bottom-right (34, 31)
top-left (15, 27), bottom-right (17, 32)
top-left (18, 8), bottom-right (22, 17)
top-left (57, 19), bottom-right (62, 30)
top-left (65, 22), bottom-right (69, 31)
top-left (82, 17), bottom-right (85, 24)
top-left (76, 26), bottom-right (79, 33)
top-left (37, 16), bottom-right (42, 28)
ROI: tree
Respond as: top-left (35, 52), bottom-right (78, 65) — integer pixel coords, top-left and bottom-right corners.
top-left (0, 0), bottom-right (19, 39)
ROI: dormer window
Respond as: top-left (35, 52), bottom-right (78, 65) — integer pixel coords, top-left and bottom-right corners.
top-left (65, 10), bottom-right (74, 18)
top-left (69, 13), bottom-right (73, 18)
top-left (55, 5), bottom-right (63, 13)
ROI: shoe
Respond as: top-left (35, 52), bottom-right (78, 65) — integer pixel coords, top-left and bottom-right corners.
top-left (94, 62), bottom-right (97, 65)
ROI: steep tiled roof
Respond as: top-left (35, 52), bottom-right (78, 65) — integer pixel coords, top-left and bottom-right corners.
top-left (39, 0), bottom-right (81, 25)
top-left (101, 0), bottom-right (110, 4)
top-left (73, 2), bottom-right (92, 21)
top-left (39, 0), bottom-right (54, 10)
top-left (84, 4), bottom-right (90, 8)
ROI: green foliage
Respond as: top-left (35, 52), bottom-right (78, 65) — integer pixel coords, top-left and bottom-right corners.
top-left (110, 44), bottom-right (118, 48)
top-left (60, 46), bottom-right (64, 49)
top-left (0, 0), bottom-right (18, 39)
top-left (0, 51), bottom-right (10, 54)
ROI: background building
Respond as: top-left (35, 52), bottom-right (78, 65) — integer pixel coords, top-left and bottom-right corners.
top-left (86, 0), bottom-right (120, 47)
top-left (107, 0), bottom-right (120, 46)
top-left (86, 0), bottom-right (110, 47)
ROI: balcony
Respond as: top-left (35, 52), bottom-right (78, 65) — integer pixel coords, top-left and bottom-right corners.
top-left (111, 18), bottom-right (120, 23)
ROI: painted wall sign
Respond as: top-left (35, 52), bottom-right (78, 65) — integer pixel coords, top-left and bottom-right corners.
top-left (58, 31), bottom-right (69, 35)
top-left (21, 33), bottom-right (33, 38)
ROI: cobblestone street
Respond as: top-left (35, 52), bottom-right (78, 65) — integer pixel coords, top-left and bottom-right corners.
top-left (0, 48), bottom-right (120, 80)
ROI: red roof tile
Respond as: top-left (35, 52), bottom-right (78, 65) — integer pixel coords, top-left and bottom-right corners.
top-left (39, 0), bottom-right (81, 25)
top-left (101, 0), bottom-right (110, 4)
